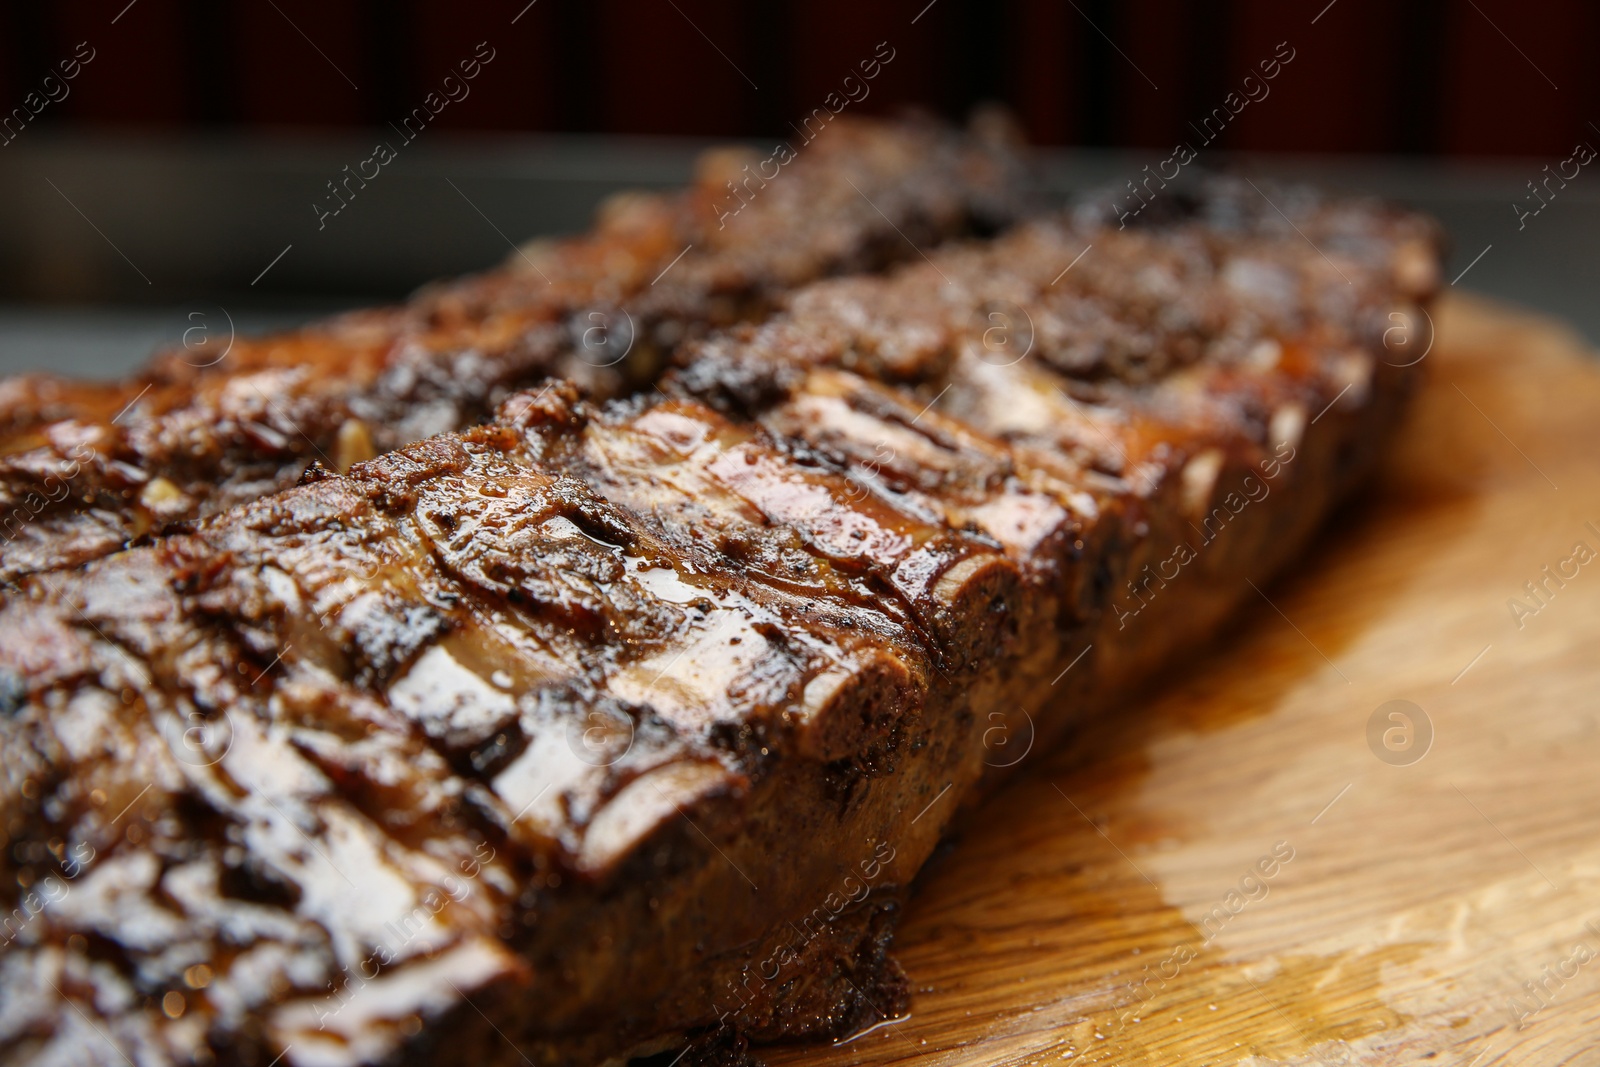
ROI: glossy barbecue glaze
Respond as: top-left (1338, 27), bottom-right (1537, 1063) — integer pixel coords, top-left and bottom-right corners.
top-left (0, 180), bottom-right (1439, 1067)
top-left (0, 116), bottom-right (1030, 584)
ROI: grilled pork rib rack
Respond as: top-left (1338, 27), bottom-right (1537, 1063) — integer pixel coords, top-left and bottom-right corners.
top-left (0, 166), bottom-right (1440, 1067)
top-left (0, 116), bottom-right (1028, 584)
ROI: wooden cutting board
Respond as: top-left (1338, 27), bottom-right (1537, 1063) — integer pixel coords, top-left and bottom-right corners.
top-left (765, 293), bottom-right (1600, 1067)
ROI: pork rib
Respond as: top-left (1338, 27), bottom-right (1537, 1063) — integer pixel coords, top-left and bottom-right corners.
top-left (0, 178), bottom-right (1440, 1067)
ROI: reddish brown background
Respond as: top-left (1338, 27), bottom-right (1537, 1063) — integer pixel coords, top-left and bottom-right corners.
top-left (4, 0), bottom-right (1594, 157)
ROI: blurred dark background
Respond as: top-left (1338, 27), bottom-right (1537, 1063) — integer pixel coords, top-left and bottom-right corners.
top-left (4, 0), bottom-right (1600, 374)
top-left (7, 0), bottom-right (1595, 153)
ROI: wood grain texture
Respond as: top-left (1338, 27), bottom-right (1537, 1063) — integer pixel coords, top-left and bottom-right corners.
top-left (763, 293), bottom-right (1600, 1067)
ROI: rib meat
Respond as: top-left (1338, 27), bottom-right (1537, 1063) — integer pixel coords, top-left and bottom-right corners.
top-left (0, 115), bottom-right (1030, 583)
top-left (0, 179), bottom-right (1440, 1067)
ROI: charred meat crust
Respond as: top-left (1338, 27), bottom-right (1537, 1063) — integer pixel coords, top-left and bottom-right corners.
top-left (0, 115), bottom-right (1033, 584)
top-left (0, 177), bottom-right (1440, 1067)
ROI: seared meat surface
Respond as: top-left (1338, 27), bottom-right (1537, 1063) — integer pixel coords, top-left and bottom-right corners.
top-left (0, 179), bottom-right (1440, 1067)
top-left (0, 115), bottom-right (1030, 583)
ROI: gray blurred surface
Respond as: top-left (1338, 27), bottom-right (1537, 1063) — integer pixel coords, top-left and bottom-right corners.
top-left (0, 303), bottom-right (366, 379)
top-left (0, 133), bottom-right (1595, 380)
